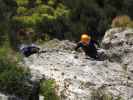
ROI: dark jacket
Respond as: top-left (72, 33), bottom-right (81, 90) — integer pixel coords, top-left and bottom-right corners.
top-left (20, 44), bottom-right (40, 57)
top-left (75, 40), bottom-right (99, 58)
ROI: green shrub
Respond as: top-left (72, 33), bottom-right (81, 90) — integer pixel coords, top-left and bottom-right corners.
top-left (40, 79), bottom-right (60, 100)
top-left (0, 41), bottom-right (22, 62)
top-left (0, 43), bottom-right (32, 99)
top-left (48, 0), bottom-right (55, 6)
top-left (36, 4), bottom-right (54, 15)
top-left (11, 0), bottom-right (70, 43)
top-left (36, 0), bottom-right (42, 4)
top-left (17, 7), bottom-right (29, 15)
top-left (0, 57), bottom-right (32, 98)
top-left (16, 0), bottom-right (29, 6)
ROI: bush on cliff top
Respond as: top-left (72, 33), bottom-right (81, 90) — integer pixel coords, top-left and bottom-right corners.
top-left (111, 15), bottom-right (133, 28)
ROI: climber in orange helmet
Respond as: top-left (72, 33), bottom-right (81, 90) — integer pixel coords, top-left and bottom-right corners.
top-left (75, 33), bottom-right (99, 59)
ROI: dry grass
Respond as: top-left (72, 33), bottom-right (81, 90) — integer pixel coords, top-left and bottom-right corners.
top-left (111, 15), bottom-right (133, 28)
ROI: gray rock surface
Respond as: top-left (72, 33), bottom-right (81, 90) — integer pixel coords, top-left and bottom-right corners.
top-left (0, 93), bottom-right (22, 100)
top-left (102, 28), bottom-right (133, 78)
top-left (23, 28), bottom-right (133, 100)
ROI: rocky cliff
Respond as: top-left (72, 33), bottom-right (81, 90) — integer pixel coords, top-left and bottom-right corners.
top-left (23, 28), bottom-right (133, 100)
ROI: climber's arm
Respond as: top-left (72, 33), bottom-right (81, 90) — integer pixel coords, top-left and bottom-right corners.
top-left (75, 42), bottom-right (82, 51)
top-left (93, 40), bottom-right (100, 48)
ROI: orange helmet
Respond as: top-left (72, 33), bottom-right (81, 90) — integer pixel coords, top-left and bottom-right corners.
top-left (81, 34), bottom-right (91, 43)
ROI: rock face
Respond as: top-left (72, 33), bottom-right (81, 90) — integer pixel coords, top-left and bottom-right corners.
top-left (102, 28), bottom-right (133, 74)
top-left (102, 28), bottom-right (133, 100)
top-left (0, 93), bottom-right (22, 100)
top-left (23, 28), bottom-right (133, 100)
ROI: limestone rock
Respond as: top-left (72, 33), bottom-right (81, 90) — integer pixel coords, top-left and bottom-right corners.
top-left (23, 28), bottom-right (133, 100)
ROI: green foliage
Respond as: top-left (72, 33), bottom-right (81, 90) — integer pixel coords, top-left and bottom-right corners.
top-left (17, 7), bottom-right (29, 15)
top-left (2, 0), bottom-right (133, 46)
top-left (10, 0), bottom-right (70, 44)
top-left (0, 40), bottom-right (31, 98)
top-left (40, 79), bottom-right (60, 100)
top-left (54, 3), bottom-right (70, 17)
top-left (16, 0), bottom-right (29, 6)
top-left (124, 0), bottom-right (133, 18)
top-left (0, 55), bottom-right (31, 98)
top-left (13, 14), bottom-right (42, 27)
top-left (36, 0), bottom-right (42, 4)
top-left (61, 0), bottom-right (105, 39)
top-left (0, 0), bottom-right (17, 46)
top-left (12, 0), bottom-right (133, 41)
top-left (12, 0), bottom-right (70, 28)
top-left (36, 4), bottom-right (54, 15)
top-left (48, 0), bottom-right (55, 6)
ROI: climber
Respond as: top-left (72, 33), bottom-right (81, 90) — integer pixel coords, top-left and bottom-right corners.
top-left (20, 44), bottom-right (40, 57)
top-left (75, 33), bottom-right (99, 59)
